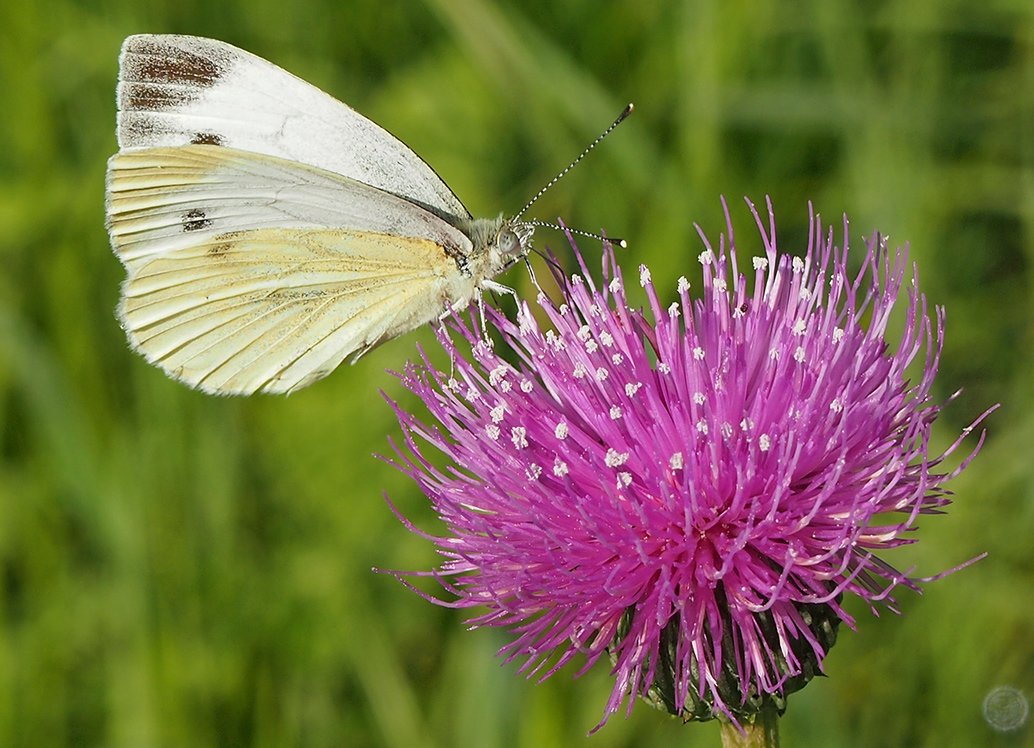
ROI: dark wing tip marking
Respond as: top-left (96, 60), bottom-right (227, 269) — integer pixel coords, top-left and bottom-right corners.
top-left (129, 37), bottom-right (223, 87)
top-left (125, 85), bottom-right (190, 111)
top-left (122, 36), bottom-right (226, 112)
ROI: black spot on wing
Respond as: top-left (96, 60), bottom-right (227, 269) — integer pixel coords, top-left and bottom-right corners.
top-left (190, 131), bottom-right (225, 146)
top-left (183, 208), bottom-right (212, 232)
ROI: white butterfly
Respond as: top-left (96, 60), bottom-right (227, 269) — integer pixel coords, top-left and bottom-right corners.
top-left (106, 34), bottom-right (629, 395)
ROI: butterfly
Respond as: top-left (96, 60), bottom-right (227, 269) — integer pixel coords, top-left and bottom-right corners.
top-left (106, 34), bottom-right (630, 395)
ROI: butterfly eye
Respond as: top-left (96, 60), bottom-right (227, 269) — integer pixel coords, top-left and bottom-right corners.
top-left (497, 228), bottom-right (521, 253)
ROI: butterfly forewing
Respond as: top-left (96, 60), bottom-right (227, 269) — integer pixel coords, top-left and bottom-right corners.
top-left (117, 34), bottom-right (469, 220)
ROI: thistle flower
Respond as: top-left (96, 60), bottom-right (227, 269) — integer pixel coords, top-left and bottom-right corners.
top-left (383, 199), bottom-right (991, 734)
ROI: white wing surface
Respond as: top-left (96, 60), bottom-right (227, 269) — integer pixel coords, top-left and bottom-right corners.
top-left (106, 146), bottom-right (477, 395)
top-left (116, 34), bottom-right (469, 219)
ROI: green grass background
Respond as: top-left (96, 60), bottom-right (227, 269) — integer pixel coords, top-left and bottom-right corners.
top-left (1, 0), bottom-right (1031, 745)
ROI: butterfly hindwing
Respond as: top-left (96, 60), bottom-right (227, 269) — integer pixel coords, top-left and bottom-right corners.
top-left (119, 228), bottom-right (463, 395)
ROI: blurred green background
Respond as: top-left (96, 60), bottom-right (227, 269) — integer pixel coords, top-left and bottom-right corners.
top-left (1, 0), bottom-right (1031, 745)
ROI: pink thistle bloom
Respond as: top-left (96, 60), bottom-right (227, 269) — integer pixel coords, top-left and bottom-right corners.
top-left (383, 199), bottom-right (992, 728)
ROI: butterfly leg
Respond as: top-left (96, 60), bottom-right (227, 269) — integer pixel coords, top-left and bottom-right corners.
top-left (474, 292), bottom-right (491, 350)
top-left (523, 256), bottom-right (545, 295)
top-left (480, 280), bottom-right (517, 300)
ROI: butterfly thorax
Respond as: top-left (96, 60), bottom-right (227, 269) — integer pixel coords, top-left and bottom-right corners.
top-left (458, 216), bottom-right (534, 286)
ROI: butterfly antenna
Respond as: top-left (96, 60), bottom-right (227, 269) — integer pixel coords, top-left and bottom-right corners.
top-left (527, 219), bottom-right (627, 249)
top-left (514, 103), bottom-right (634, 222)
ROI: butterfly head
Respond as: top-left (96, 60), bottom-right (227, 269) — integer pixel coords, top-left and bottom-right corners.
top-left (462, 215), bottom-right (535, 281)
top-left (497, 218), bottom-right (535, 269)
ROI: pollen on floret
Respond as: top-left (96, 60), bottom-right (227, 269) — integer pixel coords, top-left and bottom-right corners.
top-left (833, 327), bottom-right (845, 343)
top-left (612, 354), bottom-right (624, 365)
top-left (639, 265), bottom-right (652, 287)
top-left (693, 347), bottom-right (705, 360)
top-left (605, 448), bottom-right (629, 467)
top-left (758, 433), bottom-right (772, 451)
top-left (573, 362), bottom-right (588, 379)
top-left (693, 392), bottom-right (706, 405)
top-left (511, 426), bottom-right (528, 449)
top-left (752, 256), bottom-right (768, 271)
top-left (546, 330), bottom-right (566, 351)
top-left (793, 319), bottom-right (807, 336)
top-left (677, 276), bottom-right (690, 292)
top-left (526, 464), bottom-right (542, 481)
top-left (669, 452), bottom-right (684, 470)
top-left (625, 382), bottom-right (642, 397)
top-left (695, 420), bottom-right (709, 435)
top-left (599, 331), bottom-right (615, 347)
top-left (554, 421), bottom-right (569, 440)
top-left (713, 278), bottom-right (728, 293)
top-left (490, 404), bottom-right (506, 423)
top-left (608, 277), bottom-right (622, 294)
top-left (668, 302), bottom-right (680, 318)
top-left (616, 472), bottom-right (632, 488)
top-left (488, 365), bottom-right (509, 386)
top-left (609, 406), bottom-right (622, 420)
top-left (595, 367), bottom-right (609, 382)
top-left (553, 459), bottom-right (569, 477)
top-left (585, 339), bottom-right (599, 353)
top-left (698, 249), bottom-right (714, 265)
top-left (658, 362), bottom-right (671, 374)
top-left (577, 325), bottom-right (592, 341)
top-left (472, 339), bottom-right (494, 358)
top-left (520, 379), bottom-right (533, 393)
top-left (792, 256), bottom-right (805, 272)
top-left (794, 346), bottom-right (806, 363)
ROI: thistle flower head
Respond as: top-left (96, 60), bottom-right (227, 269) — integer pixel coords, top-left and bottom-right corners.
top-left (384, 199), bottom-right (990, 728)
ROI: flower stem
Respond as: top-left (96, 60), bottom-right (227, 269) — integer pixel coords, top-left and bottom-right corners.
top-left (718, 702), bottom-right (780, 748)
